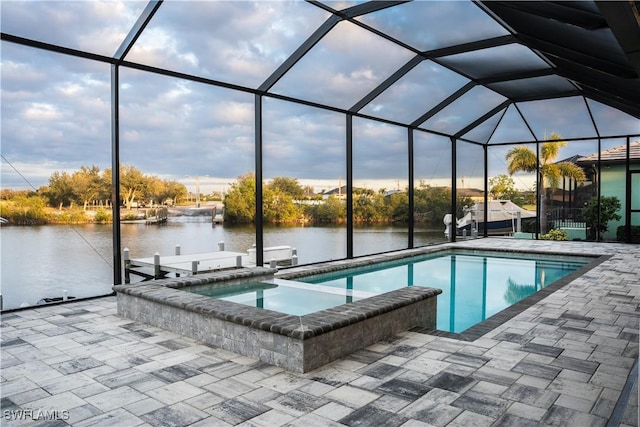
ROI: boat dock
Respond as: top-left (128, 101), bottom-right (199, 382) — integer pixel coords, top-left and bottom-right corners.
top-left (120, 207), bottom-right (168, 224)
top-left (124, 243), bottom-right (297, 283)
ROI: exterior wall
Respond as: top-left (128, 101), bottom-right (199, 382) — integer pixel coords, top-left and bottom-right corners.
top-left (601, 165), bottom-right (627, 240)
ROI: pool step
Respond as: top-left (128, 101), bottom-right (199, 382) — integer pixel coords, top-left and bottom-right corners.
top-left (264, 278), bottom-right (379, 300)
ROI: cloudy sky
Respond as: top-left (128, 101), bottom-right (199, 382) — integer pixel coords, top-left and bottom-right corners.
top-left (1, 0), bottom-right (638, 195)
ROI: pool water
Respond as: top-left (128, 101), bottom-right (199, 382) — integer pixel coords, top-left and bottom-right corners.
top-left (189, 279), bottom-right (371, 316)
top-left (188, 250), bottom-right (590, 333)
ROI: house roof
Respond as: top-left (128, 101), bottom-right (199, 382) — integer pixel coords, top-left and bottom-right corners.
top-left (577, 140), bottom-right (640, 164)
top-left (458, 188), bottom-right (485, 198)
top-left (322, 186), bottom-right (347, 196)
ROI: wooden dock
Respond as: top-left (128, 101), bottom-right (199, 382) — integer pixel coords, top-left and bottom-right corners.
top-left (123, 243), bottom-right (298, 283)
top-left (211, 206), bottom-right (224, 224)
top-left (121, 207), bottom-right (168, 225)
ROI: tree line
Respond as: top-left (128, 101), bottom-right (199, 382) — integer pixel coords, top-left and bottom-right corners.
top-left (223, 172), bottom-right (474, 226)
top-left (3, 166), bottom-right (533, 227)
top-left (0, 165), bottom-right (187, 224)
top-left (43, 165), bottom-right (188, 210)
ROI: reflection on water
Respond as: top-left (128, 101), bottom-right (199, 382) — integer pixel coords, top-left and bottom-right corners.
top-left (0, 219), bottom-right (444, 310)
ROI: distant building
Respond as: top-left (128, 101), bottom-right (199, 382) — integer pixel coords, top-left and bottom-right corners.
top-left (457, 188), bottom-right (485, 201)
top-left (577, 140), bottom-right (640, 240)
top-left (321, 186), bottom-right (348, 200)
top-left (383, 189), bottom-right (404, 198)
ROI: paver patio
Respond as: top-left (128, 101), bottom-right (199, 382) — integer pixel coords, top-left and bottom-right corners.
top-left (1, 239), bottom-right (638, 426)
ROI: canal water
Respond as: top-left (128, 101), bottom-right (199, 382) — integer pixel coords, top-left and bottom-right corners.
top-left (0, 217), bottom-right (444, 310)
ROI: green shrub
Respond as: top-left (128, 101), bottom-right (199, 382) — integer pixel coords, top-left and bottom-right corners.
top-left (94, 209), bottom-right (112, 223)
top-left (0, 197), bottom-right (48, 224)
top-left (617, 225), bottom-right (640, 242)
top-left (540, 228), bottom-right (568, 241)
top-left (50, 209), bottom-right (88, 224)
top-left (582, 196), bottom-right (621, 240)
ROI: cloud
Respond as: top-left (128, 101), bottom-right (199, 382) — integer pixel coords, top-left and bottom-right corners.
top-left (1, 1), bottom-right (637, 194)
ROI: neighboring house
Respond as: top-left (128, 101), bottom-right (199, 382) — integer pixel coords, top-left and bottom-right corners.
top-left (457, 187), bottom-right (485, 202)
top-left (577, 141), bottom-right (640, 241)
top-left (321, 186), bottom-right (348, 200)
top-left (383, 189), bottom-right (404, 198)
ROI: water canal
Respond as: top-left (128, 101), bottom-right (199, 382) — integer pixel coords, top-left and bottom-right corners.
top-left (1, 218), bottom-right (444, 310)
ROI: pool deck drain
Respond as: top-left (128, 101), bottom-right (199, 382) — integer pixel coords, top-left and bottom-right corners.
top-left (1, 239), bottom-right (638, 426)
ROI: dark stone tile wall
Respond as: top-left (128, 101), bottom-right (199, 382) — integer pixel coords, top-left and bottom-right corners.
top-left (114, 268), bottom-right (441, 372)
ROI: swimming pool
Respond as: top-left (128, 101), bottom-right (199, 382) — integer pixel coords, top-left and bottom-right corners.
top-left (187, 250), bottom-right (591, 333)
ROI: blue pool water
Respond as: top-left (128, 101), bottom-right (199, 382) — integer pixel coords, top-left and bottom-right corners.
top-left (188, 250), bottom-right (591, 333)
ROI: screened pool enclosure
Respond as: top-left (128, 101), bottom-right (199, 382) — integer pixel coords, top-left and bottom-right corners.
top-left (2, 1), bottom-right (639, 290)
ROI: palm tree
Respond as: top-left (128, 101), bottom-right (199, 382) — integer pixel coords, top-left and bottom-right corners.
top-left (506, 132), bottom-right (586, 233)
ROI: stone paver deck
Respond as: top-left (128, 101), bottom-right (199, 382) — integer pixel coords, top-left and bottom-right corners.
top-left (1, 239), bottom-right (638, 426)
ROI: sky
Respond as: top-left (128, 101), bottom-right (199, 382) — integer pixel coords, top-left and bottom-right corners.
top-left (1, 0), bottom-right (638, 195)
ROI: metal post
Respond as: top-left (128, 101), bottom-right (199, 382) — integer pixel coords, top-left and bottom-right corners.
top-left (123, 247), bottom-right (130, 284)
top-left (175, 245), bottom-right (181, 277)
top-left (483, 144), bottom-right (488, 237)
top-left (408, 128), bottom-right (414, 248)
top-left (255, 95), bottom-right (264, 266)
top-left (153, 253), bottom-right (161, 279)
top-left (346, 114), bottom-right (354, 258)
top-left (111, 65), bottom-right (123, 285)
top-left (450, 137), bottom-right (457, 242)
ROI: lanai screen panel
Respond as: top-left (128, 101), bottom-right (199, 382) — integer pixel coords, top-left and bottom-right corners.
top-left (352, 117), bottom-right (409, 257)
top-left (422, 86), bottom-right (506, 135)
top-left (517, 97), bottom-right (598, 140)
top-left (487, 75), bottom-right (577, 101)
top-left (355, 0), bottom-right (509, 51)
top-left (0, 1), bottom-right (147, 57)
top-left (124, 1), bottom-right (330, 89)
top-left (118, 68), bottom-right (255, 190)
top-left (269, 20), bottom-right (415, 109)
top-left (488, 105), bottom-right (537, 145)
top-left (359, 60), bottom-right (470, 125)
top-left (437, 43), bottom-right (552, 80)
top-left (586, 100), bottom-right (640, 137)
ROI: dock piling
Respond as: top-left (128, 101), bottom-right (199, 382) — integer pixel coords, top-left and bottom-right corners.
top-left (236, 255), bottom-right (242, 267)
top-left (175, 244), bottom-right (181, 255)
top-left (218, 241), bottom-right (225, 251)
